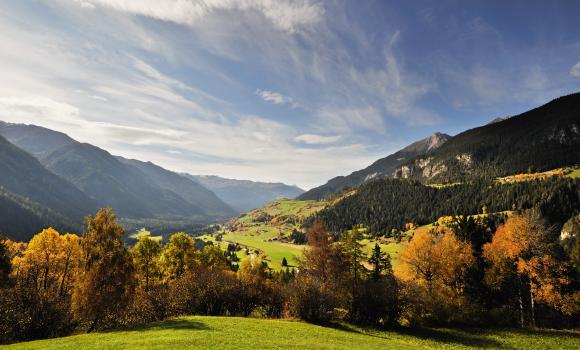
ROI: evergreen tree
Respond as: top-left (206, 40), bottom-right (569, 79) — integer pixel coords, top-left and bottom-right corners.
top-left (0, 235), bottom-right (11, 287)
top-left (368, 243), bottom-right (392, 281)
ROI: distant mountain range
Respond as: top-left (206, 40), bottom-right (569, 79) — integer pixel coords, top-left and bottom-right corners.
top-left (186, 174), bottom-right (304, 213)
top-left (0, 122), bottom-right (302, 240)
top-left (299, 132), bottom-right (451, 200)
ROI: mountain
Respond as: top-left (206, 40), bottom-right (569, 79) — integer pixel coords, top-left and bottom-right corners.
top-left (119, 159), bottom-right (235, 218)
top-left (0, 121), bottom-right (76, 157)
top-left (0, 122), bottom-right (234, 222)
top-left (298, 132), bottom-right (451, 200)
top-left (316, 176), bottom-right (579, 236)
top-left (394, 93), bottom-right (580, 183)
top-left (185, 174), bottom-right (305, 213)
top-left (39, 142), bottom-right (207, 219)
top-left (0, 134), bottom-right (97, 239)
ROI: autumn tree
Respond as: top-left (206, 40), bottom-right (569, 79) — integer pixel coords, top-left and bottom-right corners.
top-left (72, 208), bottom-right (135, 332)
top-left (397, 228), bottom-right (475, 323)
top-left (341, 226), bottom-right (366, 316)
top-left (14, 228), bottom-right (81, 297)
top-left (0, 229), bottom-right (80, 342)
top-left (483, 213), bottom-right (577, 327)
top-left (290, 221), bottom-right (348, 322)
top-left (398, 228), bottom-right (474, 293)
top-left (160, 232), bottom-right (200, 280)
top-left (130, 234), bottom-right (161, 291)
top-left (201, 244), bottom-right (228, 271)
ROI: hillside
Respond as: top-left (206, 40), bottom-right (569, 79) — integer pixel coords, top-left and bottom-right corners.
top-left (39, 142), bottom-right (209, 219)
top-left (299, 132), bottom-right (450, 200)
top-left (316, 176), bottom-right (579, 236)
top-left (0, 121), bottom-right (76, 157)
top-left (186, 174), bottom-right (304, 213)
top-left (394, 93), bottom-right (580, 182)
top-left (120, 159), bottom-right (235, 218)
top-left (0, 135), bottom-right (97, 239)
top-left (201, 197), bottom-right (406, 269)
top-left (4, 316), bottom-right (578, 350)
top-left (0, 121), bottom-right (235, 225)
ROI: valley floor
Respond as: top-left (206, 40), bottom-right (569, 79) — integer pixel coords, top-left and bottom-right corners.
top-left (3, 316), bottom-right (579, 350)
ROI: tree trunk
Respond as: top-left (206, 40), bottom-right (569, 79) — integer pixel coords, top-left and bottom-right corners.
top-left (518, 282), bottom-right (525, 327)
top-left (530, 285), bottom-right (536, 327)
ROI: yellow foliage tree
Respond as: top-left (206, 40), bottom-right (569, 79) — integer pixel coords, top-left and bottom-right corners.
top-left (16, 228), bottom-right (81, 297)
top-left (159, 232), bottom-right (200, 280)
top-left (397, 228), bottom-right (474, 295)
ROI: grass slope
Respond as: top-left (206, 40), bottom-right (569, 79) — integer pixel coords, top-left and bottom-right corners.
top-left (5, 316), bottom-right (579, 350)
top-left (204, 198), bottom-right (407, 270)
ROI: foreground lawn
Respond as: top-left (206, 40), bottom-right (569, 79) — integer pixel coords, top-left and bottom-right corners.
top-left (3, 316), bottom-right (579, 350)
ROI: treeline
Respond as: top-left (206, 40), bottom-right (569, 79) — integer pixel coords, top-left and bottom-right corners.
top-left (314, 177), bottom-right (579, 236)
top-left (1, 208), bottom-right (580, 344)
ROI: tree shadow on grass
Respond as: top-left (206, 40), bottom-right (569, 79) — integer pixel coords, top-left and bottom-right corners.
top-left (461, 328), bottom-right (580, 340)
top-left (320, 323), bottom-right (510, 349)
top-left (394, 327), bottom-right (512, 349)
top-left (131, 318), bottom-right (211, 332)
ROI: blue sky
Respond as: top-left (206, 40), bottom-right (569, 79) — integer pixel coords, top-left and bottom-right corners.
top-left (0, 0), bottom-right (578, 189)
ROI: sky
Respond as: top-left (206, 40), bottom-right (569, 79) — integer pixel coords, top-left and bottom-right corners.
top-left (0, 0), bottom-right (579, 189)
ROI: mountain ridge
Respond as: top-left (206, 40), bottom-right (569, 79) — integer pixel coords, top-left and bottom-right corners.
top-left (393, 92), bottom-right (580, 182)
top-left (298, 132), bottom-right (451, 200)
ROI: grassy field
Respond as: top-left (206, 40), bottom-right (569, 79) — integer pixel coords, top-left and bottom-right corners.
top-left (4, 316), bottom-right (579, 350)
top-left (204, 198), bottom-right (409, 270)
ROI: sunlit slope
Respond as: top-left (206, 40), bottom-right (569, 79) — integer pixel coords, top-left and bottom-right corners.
top-left (5, 316), bottom-right (579, 350)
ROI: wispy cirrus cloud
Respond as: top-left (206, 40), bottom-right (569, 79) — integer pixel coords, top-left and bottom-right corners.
top-left (72, 0), bottom-right (324, 34)
top-left (2, 0), bottom-right (579, 189)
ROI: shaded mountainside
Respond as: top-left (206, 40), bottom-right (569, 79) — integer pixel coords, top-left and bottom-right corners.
top-left (0, 135), bottom-right (96, 239)
top-left (120, 159), bottom-right (235, 218)
top-left (0, 121), bottom-right (235, 226)
top-left (394, 93), bottom-right (580, 182)
top-left (0, 187), bottom-right (79, 241)
top-left (187, 174), bottom-right (305, 213)
top-left (0, 121), bottom-right (75, 157)
top-left (299, 132), bottom-right (451, 200)
top-left (40, 142), bottom-right (216, 219)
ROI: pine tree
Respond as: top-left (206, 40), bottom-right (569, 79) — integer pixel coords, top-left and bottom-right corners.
top-left (368, 243), bottom-right (392, 281)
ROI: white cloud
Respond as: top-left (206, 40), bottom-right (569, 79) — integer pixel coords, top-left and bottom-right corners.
top-left (294, 134), bottom-right (340, 145)
top-left (571, 62), bottom-right (580, 77)
top-left (256, 89), bottom-right (295, 106)
top-left (73, 0), bottom-right (324, 34)
top-left (0, 96), bottom-right (81, 125)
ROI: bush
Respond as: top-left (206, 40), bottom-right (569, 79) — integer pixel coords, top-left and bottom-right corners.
top-left (350, 277), bottom-right (399, 326)
top-left (0, 284), bottom-right (75, 343)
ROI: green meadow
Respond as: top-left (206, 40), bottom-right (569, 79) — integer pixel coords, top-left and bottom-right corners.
top-left (4, 316), bottom-right (578, 350)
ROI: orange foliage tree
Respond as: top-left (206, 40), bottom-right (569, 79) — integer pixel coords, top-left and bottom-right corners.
top-left (483, 213), bottom-right (578, 327)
